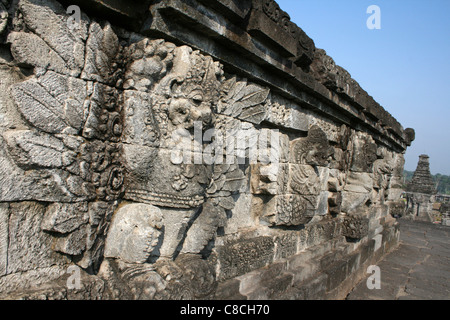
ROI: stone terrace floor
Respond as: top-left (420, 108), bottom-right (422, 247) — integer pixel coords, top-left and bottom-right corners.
top-left (347, 219), bottom-right (450, 300)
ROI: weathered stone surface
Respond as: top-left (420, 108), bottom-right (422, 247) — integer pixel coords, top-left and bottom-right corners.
top-left (0, 0), bottom-right (413, 300)
top-left (81, 21), bottom-right (120, 84)
top-left (8, 31), bottom-right (71, 75)
top-left (6, 202), bottom-right (69, 275)
top-left (274, 233), bottom-right (299, 261)
top-left (247, 8), bottom-right (297, 58)
top-left (0, 64), bottom-right (27, 133)
top-left (10, 71), bottom-right (89, 135)
top-left (404, 128), bottom-right (415, 146)
top-left (290, 125), bottom-right (334, 167)
top-left (0, 203), bottom-right (8, 276)
top-left (222, 193), bottom-right (255, 234)
top-left (344, 172), bottom-right (374, 194)
top-left (348, 132), bottom-right (378, 173)
top-left (175, 254), bottom-right (217, 299)
top-left (216, 237), bottom-right (274, 281)
top-left (0, 3), bottom-right (7, 36)
top-left (218, 77), bottom-right (270, 124)
top-left (104, 203), bottom-right (163, 264)
top-left (341, 214), bottom-right (370, 240)
top-left (389, 201), bottom-right (406, 218)
top-left (180, 199), bottom-right (227, 255)
top-left (261, 194), bottom-right (317, 226)
top-left (16, 0), bottom-right (88, 76)
top-left (42, 202), bottom-right (89, 234)
top-left (198, 0), bottom-right (252, 22)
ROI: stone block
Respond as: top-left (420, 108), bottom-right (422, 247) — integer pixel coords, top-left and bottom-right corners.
top-left (0, 203), bottom-right (8, 276)
top-left (263, 272), bottom-right (294, 299)
top-left (265, 96), bottom-right (310, 132)
top-left (341, 191), bottom-right (371, 214)
top-left (215, 279), bottom-right (246, 300)
top-left (64, 0), bottom-right (152, 30)
top-left (261, 194), bottom-right (317, 227)
top-left (318, 250), bottom-right (342, 270)
top-left (247, 9), bottom-right (297, 57)
top-left (290, 125), bottom-right (334, 167)
top-left (388, 200), bottom-right (406, 217)
top-left (317, 191), bottom-right (330, 216)
top-left (0, 65), bottom-right (27, 134)
top-left (341, 214), bottom-right (370, 240)
top-left (16, 0), bottom-right (89, 75)
top-left (42, 203), bottom-right (89, 234)
top-left (373, 234), bottom-right (383, 252)
top-left (359, 242), bottom-right (372, 265)
top-left (7, 202), bottom-right (69, 275)
top-left (8, 31), bottom-right (72, 76)
top-left (305, 220), bottom-right (339, 248)
top-left (287, 257), bottom-right (314, 282)
top-left (287, 164), bottom-right (322, 196)
top-left (325, 259), bottom-right (348, 292)
top-left (104, 203), bottom-right (163, 264)
top-left (288, 273), bottom-right (327, 300)
top-left (274, 233), bottom-right (299, 261)
top-left (344, 172), bottom-right (374, 193)
top-left (222, 193), bottom-right (255, 235)
top-left (197, 0), bottom-right (252, 22)
top-left (216, 236), bottom-right (274, 281)
top-left (238, 261), bottom-right (287, 296)
top-left (349, 133), bottom-right (378, 173)
top-left (328, 191), bottom-right (342, 215)
top-left (250, 163), bottom-right (288, 196)
top-left (346, 252), bottom-right (361, 275)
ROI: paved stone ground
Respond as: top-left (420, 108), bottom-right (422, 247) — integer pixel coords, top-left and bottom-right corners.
top-left (347, 219), bottom-right (450, 300)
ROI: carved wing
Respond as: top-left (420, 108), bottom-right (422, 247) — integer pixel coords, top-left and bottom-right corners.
top-left (11, 72), bottom-right (89, 135)
top-left (219, 78), bottom-right (270, 124)
top-left (3, 130), bottom-right (72, 170)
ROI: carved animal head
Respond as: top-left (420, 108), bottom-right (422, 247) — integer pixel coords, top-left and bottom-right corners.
top-left (291, 125), bottom-right (334, 167)
top-left (122, 41), bottom-right (223, 208)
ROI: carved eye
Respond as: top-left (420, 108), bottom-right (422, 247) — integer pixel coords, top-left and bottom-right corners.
top-left (192, 97), bottom-right (203, 105)
top-left (170, 80), bottom-right (180, 94)
top-left (188, 91), bottom-right (203, 105)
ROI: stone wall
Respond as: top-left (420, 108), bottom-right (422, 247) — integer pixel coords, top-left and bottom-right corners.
top-left (0, 0), bottom-right (414, 299)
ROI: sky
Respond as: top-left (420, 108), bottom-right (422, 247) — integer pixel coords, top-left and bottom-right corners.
top-left (277, 0), bottom-right (450, 175)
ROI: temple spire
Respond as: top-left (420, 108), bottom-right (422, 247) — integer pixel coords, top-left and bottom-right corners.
top-left (406, 155), bottom-right (436, 195)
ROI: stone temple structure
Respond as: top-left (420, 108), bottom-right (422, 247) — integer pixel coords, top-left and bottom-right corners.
top-left (405, 155), bottom-right (436, 222)
top-left (0, 0), bottom-right (415, 299)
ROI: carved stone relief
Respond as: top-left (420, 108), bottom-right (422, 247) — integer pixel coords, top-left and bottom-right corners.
top-left (251, 125), bottom-right (335, 227)
top-left (255, 0), bottom-right (315, 67)
top-left (290, 125), bottom-right (334, 167)
top-left (0, 0), bottom-right (411, 300)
